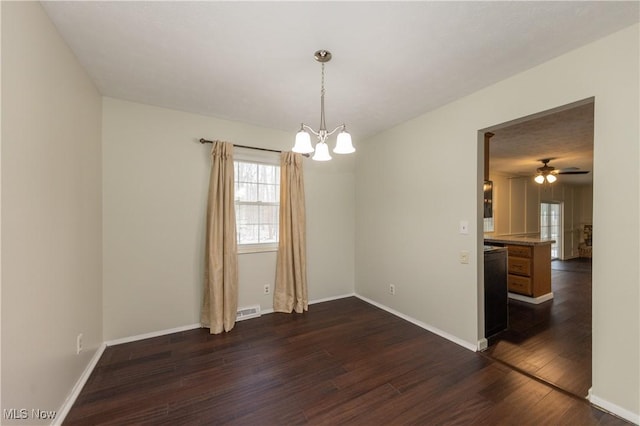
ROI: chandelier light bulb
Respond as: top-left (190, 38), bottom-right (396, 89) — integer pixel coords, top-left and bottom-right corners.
top-left (293, 128), bottom-right (314, 154)
top-left (534, 174), bottom-right (545, 184)
top-left (334, 129), bottom-right (355, 154)
top-left (312, 142), bottom-right (332, 161)
top-left (546, 174), bottom-right (557, 183)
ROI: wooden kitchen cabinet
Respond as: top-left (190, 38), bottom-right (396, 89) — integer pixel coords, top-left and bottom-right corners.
top-left (506, 243), bottom-right (551, 297)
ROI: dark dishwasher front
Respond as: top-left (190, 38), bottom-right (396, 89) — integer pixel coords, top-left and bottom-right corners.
top-left (484, 246), bottom-right (508, 339)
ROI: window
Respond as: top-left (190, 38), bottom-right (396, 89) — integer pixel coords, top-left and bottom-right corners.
top-left (234, 159), bottom-right (280, 252)
top-left (540, 202), bottom-right (562, 259)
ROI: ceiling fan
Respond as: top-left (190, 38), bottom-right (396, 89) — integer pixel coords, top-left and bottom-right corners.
top-left (534, 158), bottom-right (590, 184)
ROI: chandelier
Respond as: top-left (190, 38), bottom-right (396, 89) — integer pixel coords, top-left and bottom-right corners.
top-left (292, 50), bottom-right (355, 161)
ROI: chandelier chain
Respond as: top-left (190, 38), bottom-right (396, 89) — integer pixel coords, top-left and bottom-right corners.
top-left (319, 62), bottom-right (326, 132)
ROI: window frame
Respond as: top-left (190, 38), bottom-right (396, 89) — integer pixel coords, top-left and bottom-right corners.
top-left (233, 149), bottom-right (280, 254)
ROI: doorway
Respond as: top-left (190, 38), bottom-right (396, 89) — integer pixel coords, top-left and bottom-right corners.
top-left (480, 98), bottom-right (594, 398)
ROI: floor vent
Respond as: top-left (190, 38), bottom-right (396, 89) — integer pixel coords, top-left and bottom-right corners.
top-left (236, 305), bottom-right (261, 321)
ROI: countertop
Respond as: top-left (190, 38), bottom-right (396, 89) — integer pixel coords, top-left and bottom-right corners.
top-left (484, 235), bottom-right (555, 246)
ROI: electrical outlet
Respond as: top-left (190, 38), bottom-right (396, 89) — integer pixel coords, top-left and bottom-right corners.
top-left (459, 220), bottom-right (469, 234)
top-left (76, 333), bottom-right (83, 355)
top-left (389, 284), bottom-right (396, 295)
top-left (459, 251), bottom-right (470, 264)
top-left (264, 284), bottom-right (270, 294)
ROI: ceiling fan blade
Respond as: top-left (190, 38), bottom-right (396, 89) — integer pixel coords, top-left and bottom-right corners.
top-left (535, 160), bottom-right (590, 178)
top-left (557, 170), bottom-right (590, 175)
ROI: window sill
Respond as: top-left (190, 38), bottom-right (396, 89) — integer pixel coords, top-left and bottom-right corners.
top-left (238, 244), bottom-right (278, 255)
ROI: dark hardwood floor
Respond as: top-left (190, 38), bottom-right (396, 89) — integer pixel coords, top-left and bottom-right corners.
top-left (65, 294), bottom-right (628, 425)
top-left (485, 258), bottom-right (593, 398)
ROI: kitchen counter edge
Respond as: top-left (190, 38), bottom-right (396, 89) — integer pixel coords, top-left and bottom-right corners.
top-left (484, 236), bottom-right (555, 246)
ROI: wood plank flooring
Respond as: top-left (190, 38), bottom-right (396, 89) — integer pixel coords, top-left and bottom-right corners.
top-left (65, 295), bottom-right (628, 425)
top-left (485, 258), bottom-right (592, 398)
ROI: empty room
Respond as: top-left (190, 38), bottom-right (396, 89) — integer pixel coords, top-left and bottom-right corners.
top-left (1, 2), bottom-right (639, 425)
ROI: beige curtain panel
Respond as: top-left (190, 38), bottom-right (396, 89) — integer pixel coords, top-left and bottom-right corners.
top-left (274, 152), bottom-right (308, 313)
top-left (201, 141), bottom-right (239, 334)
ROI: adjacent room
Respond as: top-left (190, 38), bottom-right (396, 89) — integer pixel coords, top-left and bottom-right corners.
top-left (1, 2), bottom-right (638, 425)
top-left (482, 100), bottom-right (595, 398)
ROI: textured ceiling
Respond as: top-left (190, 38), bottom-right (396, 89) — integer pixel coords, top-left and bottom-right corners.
top-left (489, 101), bottom-right (594, 185)
top-left (41, 1), bottom-right (638, 178)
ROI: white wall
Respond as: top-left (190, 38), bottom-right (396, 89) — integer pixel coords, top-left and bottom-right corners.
top-left (102, 98), bottom-right (355, 341)
top-left (1, 2), bottom-right (103, 422)
top-left (356, 23), bottom-right (639, 418)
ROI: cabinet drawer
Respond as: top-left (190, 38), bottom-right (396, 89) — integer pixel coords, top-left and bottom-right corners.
top-left (508, 257), bottom-right (531, 276)
top-left (508, 274), bottom-right (532, 295)
top-left (507, 245), bottom-right (532, 258)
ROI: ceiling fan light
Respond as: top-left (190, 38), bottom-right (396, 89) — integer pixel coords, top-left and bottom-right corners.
top-left (534, 174), bottom-right (545, 184)
top-left (312, 142), bottom-right (332, 161)
top-left (293, 129), bottom-right (314, 154)
top-left (546, 174), bottom-right (557, 183)
top-left (334, 130), bottom-right (355, 154)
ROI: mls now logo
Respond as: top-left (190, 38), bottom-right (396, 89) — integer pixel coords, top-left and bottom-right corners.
top-left (3, 408), bottom-right (57, 420)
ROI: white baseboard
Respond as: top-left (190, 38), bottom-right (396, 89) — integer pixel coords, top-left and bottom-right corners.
top-left (354, 294), bottom-right (478, 352)
top-left (477, 338), bottom-right (488, 351)
top-left (310, 293), bottom-right (356, 305)
top-left (54, 343), bottom-right (107, 426)
top-left (259, 293), bottom-right (356, 316)
top-left (589, 390), bottom-right (639, 425)
top-left (234, 293), bottom-right (357, 318)
top-left (104, 323), bottom-right (202, 347)
top-left (508, 292), bottom-right (553, 304)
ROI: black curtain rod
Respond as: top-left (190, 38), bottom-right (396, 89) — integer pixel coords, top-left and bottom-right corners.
top-left (199, 138), bottom-right (282, 154)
